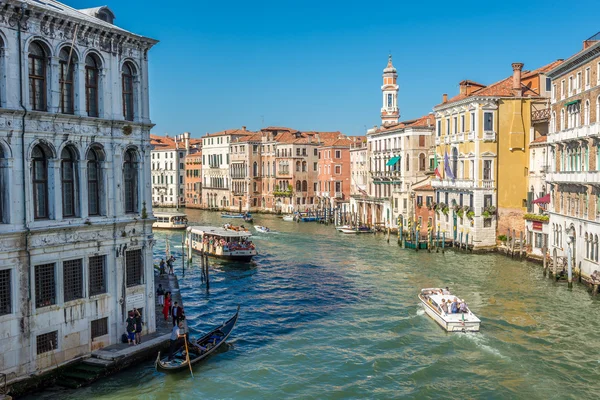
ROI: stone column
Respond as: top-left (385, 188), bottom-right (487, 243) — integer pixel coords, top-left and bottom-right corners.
top-left (51, 159), bottom-right (62, 220)
top-left (79, 162), bottom-right (88, 218)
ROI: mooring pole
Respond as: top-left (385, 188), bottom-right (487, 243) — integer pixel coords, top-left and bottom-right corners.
top-left (442, 231), bottom-right (445, 253)
top-left (542, 245), bottom-right (548, 277)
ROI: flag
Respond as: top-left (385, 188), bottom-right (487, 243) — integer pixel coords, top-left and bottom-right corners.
top-left (433, 153), bottom-right (442, 179)
top-left (444, 151), bottom-right (455, 180)
top-left (358, 186), bottom-right (368, 196)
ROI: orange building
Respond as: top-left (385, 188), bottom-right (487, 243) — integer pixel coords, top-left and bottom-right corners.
top-left (412, 179), bottom-right (436, 237)
top-left (184, 150), bottom-right (202, 208)
top-left (317, 136), bottom-right (354, 211)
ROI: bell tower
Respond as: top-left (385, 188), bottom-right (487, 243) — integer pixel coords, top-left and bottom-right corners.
top-left (381, 55), bottom-right (399, 125)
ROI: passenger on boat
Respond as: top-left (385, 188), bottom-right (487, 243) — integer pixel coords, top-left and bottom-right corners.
top-left (440, 299), bottom-right (448, 314)
top-left (459, 301), bottom-right (468, 313)
top-left (442, 287), bottom-right (450, 295)
top-left (450, 298), bottom-right (459, 313)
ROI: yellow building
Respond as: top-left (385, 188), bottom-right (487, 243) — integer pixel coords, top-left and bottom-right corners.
top-left (432, 61), bottom-right (561, 248)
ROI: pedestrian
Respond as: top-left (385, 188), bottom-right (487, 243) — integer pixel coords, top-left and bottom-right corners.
top-left (167, 256), bottom-right (175, 275)
top-left (172, 301), bottom-right (180, 326)
top-left (134, 308), bottom-right (143, 344)
top-left (157, 284), bottom-right (165, 306)
top-left (125, 311), bottom-right (137, 346)
top-left (168, 322), bottom-right (186, 361)
top-left (159, 259), bottom-right (166, 276)
top-left (163, 292), bottom-right (171, 321)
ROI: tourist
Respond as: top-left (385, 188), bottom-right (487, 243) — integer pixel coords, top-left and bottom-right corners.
top-left (163, 292), bottom-right (172, 321)
top-left (459, 301), bottom-right (468, 313)
top-left (172, 301), bottom-right (180, 326)
top-left (450, 298), bottom-right (459, 313)
top-left (440, 299), bottom-right (448, 314)
top-left (134, 308), bottom-right (143, 344)
top-left (159, 259), bottom-right (166, 276)
top-left (125, 311), bottom-right (137, 346)
top-left (442, 287), bottom-right (450, 295)
top-left (167, 256), bottom-right (175, 275)
top-left (157, 284), bottom-right (165, 306)
top-left (168, 322), bottom-right (186, 361)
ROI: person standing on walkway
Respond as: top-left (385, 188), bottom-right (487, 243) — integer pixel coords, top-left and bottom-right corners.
top-left (126, 311), bottom-right (137, 346)
top-left (167, 256), bottom-right (175, 275)
top-left (159, 259), bottom-right (166, 276)
top-left (172, 301), bottom-right (180, 326)
top-left (134, 308), bottom-right (143, 344)
top-left (168, 322), bottom-right (186, 361)
top-left (163, 292), bottom-right (172, 322)
top-left (157, 284), bottom-right (165, 306)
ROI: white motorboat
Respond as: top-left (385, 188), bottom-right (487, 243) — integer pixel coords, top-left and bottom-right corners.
top-left (335, 225), bottom-right (352, 232)
top-left (282, 215), bottom-right (294, 222)
top-left (186, 226), bottom-right (257, 262)
top-left (339, 226), bottom-right (375, 234)
top-left (153, 212), bottom-right (188, 230)
top-left (254, 225), bottom-right (271, 233)
top-left (418, 288), bottom-right (481, 332)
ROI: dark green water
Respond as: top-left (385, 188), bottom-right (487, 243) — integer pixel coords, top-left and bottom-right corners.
top-left (34, 210), bottom-right (600, 399)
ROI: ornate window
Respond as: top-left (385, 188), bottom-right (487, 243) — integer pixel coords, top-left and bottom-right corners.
top-left (123, 149), bottom-right (138, 213)
top-left (302, 180), bottom-right (307, 192)
top-left (61, 147), bottom-right (77, 217)
top-left (29, 42), bottom-right (47, 111)
top-left (122, 62), bottom-right (135, 121)
top-left (87, 147), bottom-right (102, 216)
top-left (85, 55), bottom-right (100, 117)
top-left (59, 48), bottom-right (76, 114)
top-left (296, 180), bottom-right (301, 191)
top-left (32, 144), bottom-right (49, 219)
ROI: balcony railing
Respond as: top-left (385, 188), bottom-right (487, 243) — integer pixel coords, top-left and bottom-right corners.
top-left (444, 136), bottom-right (450, 144)
top-left (467, 131), bottom-right (475, 141)
top-left (431, 178), bottom-right (496, 190)
top-left (483, 131), bottom-right (496, 141)
top-left (546, 170), bottom-right (600, 184)
top-left (435, 137), bottom-right (441, 145)
top-left (531, 108), bottom-right (550, 123)
top-left (457, 132), bottom-right (465, 142)
top-left (547, 122), bottom-right (600, 144)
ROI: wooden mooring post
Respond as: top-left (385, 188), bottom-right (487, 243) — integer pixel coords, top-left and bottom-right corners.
top-left (511, 229), bottom-right (516, 258)
top-left (542, 246), bottom-right (548, 276)
top-left (519, 231), bottom-right (524, 259)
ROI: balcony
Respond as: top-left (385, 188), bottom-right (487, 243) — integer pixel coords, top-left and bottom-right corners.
top-left (547, 123), bottom-right (600, 144)
top-left (334, 192), bottom-right (343, 199)
top-left (467, 131), bottom-right (475, 141)
top-left (444, 136), bottom-right (450, 144)
top-left (431, 178), bottom-right (496, 190)
top-left (435, 137), bottom-right (441, 145)
top-left (531, 108), bottom-right (550, 123)
top-left (457, 132), bottom-right (465, 142)
top-left (546, 170), bottom-right (600, 184)
top-left (483, 131), bottom-right (496, 141)
top-left (450, 134), bottom-right (457, 143)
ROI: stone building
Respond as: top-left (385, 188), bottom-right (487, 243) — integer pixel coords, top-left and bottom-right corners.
top-left (317, 136), bottom-right (353, 213)
top-left (150, 133), bottom-right (191, 208)
top-left (546, 32), bottom-right (600, 278)
top-left (0, 1), bottom-right (157, 383)
top-left (184, 149), bottom-right (202, 208)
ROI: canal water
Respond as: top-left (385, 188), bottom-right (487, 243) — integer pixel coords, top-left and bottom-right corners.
top-left (36, 210), bottom-right (600, 399)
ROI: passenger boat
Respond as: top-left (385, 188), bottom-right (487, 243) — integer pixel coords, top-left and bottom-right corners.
top-left (282, 215), bottom-right (294, 222)
top-left (155, 306), bottom-right (239, 373)
top-left (243, 215), bottom-right (253, 223)
top-left (221, 212), bottom-right (244, 219)
top-left (335, 225), bottom-right (352, 232)
top-left (254, 225), bottom-right (271, 233)
top-left (153, 212), bottom-right (188, 230)
top-left (418, 288), bottom-right (481, 332)
top-left (339, 226), bottom-right (375, 234)
top-left (186, 226), bottom-right (257, 262)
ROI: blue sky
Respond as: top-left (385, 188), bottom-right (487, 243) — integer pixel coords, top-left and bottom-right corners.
top-left (69, 0), bottom-right (598, 137)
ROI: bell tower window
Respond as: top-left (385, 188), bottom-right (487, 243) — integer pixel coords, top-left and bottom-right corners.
top-left (387, 93), bottom-right (393, 108)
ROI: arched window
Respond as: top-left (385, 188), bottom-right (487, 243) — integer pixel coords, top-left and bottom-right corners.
top-left (418, 153), bottom-right (426, 171)
top-left (584, 100), bottom-right (590, 125)
top-left (122, 62), bottom-right (135, 121)
top-left (0, 146), bottom-right (6, 223)
top-left (253, 162), bottom-right (258, 177)
top-left (87, 147), bottom-right (103, 216)
top-left (61, 147), bottom-right (77, 217)
top-left (272, 161), bottom-right (276, 176)
top-left (32, 144), bottom-right (50, 219)
top-left (59, 47), bottom-right (76, 114)
top-left (586, 233), bottom-right (590, 258)
top-left (452, 147), bottom-right (459, 178)
top-left (302, 180), bottom-right (307, 192)
top-left (296, 161), bottom-right (301, 172)
top-left (302, 161), bottom-right (307, 172)
top-left (262, 162), bottom-right (265, 176)
top-left (560, 109), bottom-right (565, 131)
top-left (405, 154), bottom-right (410, 172)
top-left (85, 54), bottom-right (100, 117)
top-left (123, 149), bottom-right (138, 213)
top-left (595, 235), bottom-right (599, 262)
top-left (29, 42), bottom-right (47, 111)
top-left (296, 180), bottom-right (301, 191)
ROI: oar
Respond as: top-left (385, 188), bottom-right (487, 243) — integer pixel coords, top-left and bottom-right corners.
top-left (184, 334), bottom-right (194, 378)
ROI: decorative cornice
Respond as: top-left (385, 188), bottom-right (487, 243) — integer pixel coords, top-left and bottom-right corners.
top-left (547, 42), bottom-right (600, 79)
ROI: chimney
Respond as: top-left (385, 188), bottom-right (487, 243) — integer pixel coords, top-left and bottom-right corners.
top-left (512, 62), bottom-right (524, 97)
top-left (442, 94), bottom-right (448, 103)
top-left (459, 82), bottom-right (467, 95)
top-left (242, 126), bottom-right (246, 131)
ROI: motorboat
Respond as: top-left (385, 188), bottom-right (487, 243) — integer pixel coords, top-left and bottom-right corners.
top-left (339, 226), bottom-right (375, 234)
top-left (223, 224), bottom-right (250, 233)
top-left (282, 215), bottom-right (294, 222)
top-left (335, 225), bottom-right (352, 232)
top-left (221, 212), bottom-right (244, 219)
top-left (186, 226), bottom-right (257, 262)
top-left (254, 225), bottom-right (271, 233)
top-left (153, 212), bottom-right (188, 230)
top-left (418, 288), bottom-right (481, 332)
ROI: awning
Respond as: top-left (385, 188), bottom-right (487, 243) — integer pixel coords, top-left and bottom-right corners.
top-left (386, 156), bottom-right (401, 166)
top-left (564, 99), bottom-right (580, 107)
top-left (532, 194), bottom-right (550, 204)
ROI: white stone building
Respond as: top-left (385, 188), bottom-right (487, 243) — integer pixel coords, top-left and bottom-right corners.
top-left (150, 133), bottom-right (190, 208)
top-left (0, 1), bottom-right (157, 384)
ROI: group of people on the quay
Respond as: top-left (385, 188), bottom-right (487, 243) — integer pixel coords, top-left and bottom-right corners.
top-left (124, 308), bottom-right (144, 346)
top-left (158, 256), bottom-right (176, 276)
top-left (156, 283), bottom-right (186, 326)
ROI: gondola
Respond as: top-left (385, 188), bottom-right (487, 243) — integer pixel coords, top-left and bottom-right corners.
top-left (155, 306), bottom-right (240, 373)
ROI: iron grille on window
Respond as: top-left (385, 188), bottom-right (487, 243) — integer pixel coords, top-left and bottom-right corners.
top-left (35, 263), bottom-right (55, 308)
top-left (0, 269), bottom-right (11, 316)
top-left (36, 331), bottom-right (58, 355)
top-left (126, 249), bottom-right (143, 287)
top-left (63, 259), bottom-right (83, 302)
top-left (91, 317), bottom-right (108, 339)
top-left (89, 255), bottom-right (106, 296)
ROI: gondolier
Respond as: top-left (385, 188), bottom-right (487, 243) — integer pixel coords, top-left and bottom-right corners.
top-left (169, 322), bottom-right (186, 361)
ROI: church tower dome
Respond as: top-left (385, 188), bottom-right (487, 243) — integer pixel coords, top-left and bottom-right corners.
top-left (381, 55), bottom-right (399, 125)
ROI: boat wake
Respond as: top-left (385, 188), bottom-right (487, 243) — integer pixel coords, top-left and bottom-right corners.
top-left (460, 332), bottom-right (509, 360)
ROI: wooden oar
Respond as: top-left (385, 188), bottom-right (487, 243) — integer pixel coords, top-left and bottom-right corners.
top-left (184, 334), bottom-right (194, 378)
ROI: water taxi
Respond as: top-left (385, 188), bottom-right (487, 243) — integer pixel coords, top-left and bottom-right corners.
top-left (282, 215), bottom-right (294, 222)
top-left (254, 225), bottom-right (271, 233)
top-left (335, 225), bottom-right (352, 232)
top-left (186, 226), bottom-right (257, 262)
top-left (339, 226), bottom-right (375, 234)
top-left (418, 288), bottom-right (481, 332)
top-left (153, 212), bottom-right (188, 230)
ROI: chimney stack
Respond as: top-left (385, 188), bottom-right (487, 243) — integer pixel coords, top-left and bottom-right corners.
top-left (512, 62), bottom-right (524, 97)
top-left (442, 94), bottom-right (448, 103)
top-left (242, 126), bottom-right (246, 131)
